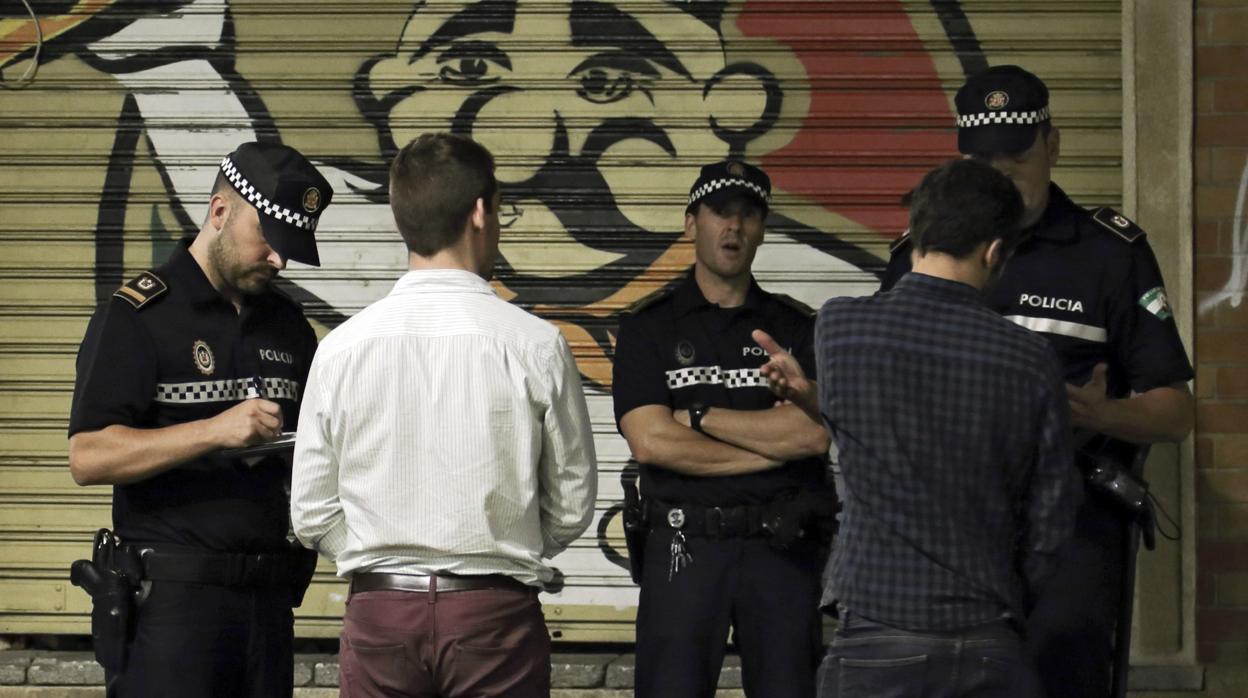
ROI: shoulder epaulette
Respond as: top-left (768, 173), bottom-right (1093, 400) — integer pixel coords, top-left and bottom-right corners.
top-left (623, 285), bottom-right (675, 316)
top-left (1092, 207), bottom-right (1146, 243)
top-left (113, 271), bottom-right (168, 310)
top-left (889, 230), bottom-right (912, 255)
top-left (772, 293), bottom-right (815, 318)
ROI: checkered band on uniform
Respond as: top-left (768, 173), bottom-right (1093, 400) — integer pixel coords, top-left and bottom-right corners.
top-left (154, 377), bottom-right (301, 404)
top-left (687, 177), bottom-right (771, 207)
top-left (220, 156), bottom-right (318, 231)
top-left (666, 366), bottom-right (767, 390)
top-left (956, 106), bottom-right (1051, 128)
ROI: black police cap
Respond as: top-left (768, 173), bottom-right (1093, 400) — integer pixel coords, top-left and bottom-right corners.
top-left (219, 142), bottom-right (333, 267)
top-left (686, 160), bottom-right (771, 214)
top-left (955, 65), bottom-right (1051, 155)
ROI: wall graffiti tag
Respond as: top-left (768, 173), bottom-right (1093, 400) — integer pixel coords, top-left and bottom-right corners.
top-left (1199, 159), bottom-right (1248, 315)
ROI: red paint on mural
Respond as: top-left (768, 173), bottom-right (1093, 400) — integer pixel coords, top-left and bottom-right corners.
top-left (736, 0), bottom-right (958, 237)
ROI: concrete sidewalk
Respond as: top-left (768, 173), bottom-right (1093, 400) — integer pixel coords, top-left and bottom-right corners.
top-left (0, 651), bottom-right (1241, 696)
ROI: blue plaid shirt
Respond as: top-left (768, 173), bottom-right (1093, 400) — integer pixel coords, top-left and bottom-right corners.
top-left (818, 272), bottom-right (1080, 631)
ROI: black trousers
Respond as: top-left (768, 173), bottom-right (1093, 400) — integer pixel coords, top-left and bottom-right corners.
top-left (634, 529), bottom-right (823, 698)
top-left (107, 580), bottom-right (294, 698)
top-left (1025, 494), bottom-right (1127, 698)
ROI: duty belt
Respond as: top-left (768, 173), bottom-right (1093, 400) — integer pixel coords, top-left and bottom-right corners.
top-left (135, 545), bottom-right (297, 588)
top-left (649, 501), bottom-right (770, 538)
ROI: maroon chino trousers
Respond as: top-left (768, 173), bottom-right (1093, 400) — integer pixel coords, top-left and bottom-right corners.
top-left (338, 583), bottom-right (551, 697)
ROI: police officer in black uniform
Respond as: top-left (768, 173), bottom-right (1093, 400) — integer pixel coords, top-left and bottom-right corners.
top-left (881, 65), bottom-right (1195, 698)
top-left (68, 142), bottom-right (333, 697)
top-left (613, 161), bottom-right (835, 698)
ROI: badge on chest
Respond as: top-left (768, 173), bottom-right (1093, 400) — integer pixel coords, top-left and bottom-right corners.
top-left (675, 340), bottom-right (696, 366)
top-left (192, 340), bottom-right (215, 376)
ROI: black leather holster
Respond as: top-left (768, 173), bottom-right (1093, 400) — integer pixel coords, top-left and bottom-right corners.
top-left (69, 529), bottom-right (143, 675)
top-left (621, 478), bottom-right (649, 584)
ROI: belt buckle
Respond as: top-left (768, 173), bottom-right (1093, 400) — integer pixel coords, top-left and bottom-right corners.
top-left (667, 507), bottom-right (686, 529)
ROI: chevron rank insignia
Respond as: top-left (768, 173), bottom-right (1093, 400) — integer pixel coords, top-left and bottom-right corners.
top-left (1092, 207), bottom-right (1145, 243)
top-left (114, 271), bottom-right (168, 309)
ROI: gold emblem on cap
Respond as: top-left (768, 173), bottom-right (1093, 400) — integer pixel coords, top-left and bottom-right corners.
top-left (985, 90), bottom-right (1009, 111)
top-left (302, 187), bottom-right (321, 213)
top-left (727, 162), bottom-right (745, 177)
top-left (192, 340), bottom-right (215, 376)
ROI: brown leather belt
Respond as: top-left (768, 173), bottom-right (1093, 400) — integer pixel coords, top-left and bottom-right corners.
top-left (349, 572), bottom-right (529, 594)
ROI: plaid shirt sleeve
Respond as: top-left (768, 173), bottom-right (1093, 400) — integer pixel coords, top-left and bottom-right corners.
top-left (1019, 346), bottom-right (1081, 599)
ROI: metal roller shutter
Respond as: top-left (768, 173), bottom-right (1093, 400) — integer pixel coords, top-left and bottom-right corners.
top-left (0, 0), bottom-right (1121, 641)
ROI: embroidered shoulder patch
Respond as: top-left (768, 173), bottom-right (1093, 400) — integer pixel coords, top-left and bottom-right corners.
top-left (889, 230), bottom-right (912, 255)
top-left (1139, 286), bottom-right (1172, 321)
top-left (1092, 207), bottom-right (1145, 243)
top-left (113, 271), bottom-right (168, 310)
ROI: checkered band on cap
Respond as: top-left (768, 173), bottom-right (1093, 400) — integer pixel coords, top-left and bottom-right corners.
top-left (220, 156), bottom-right (318, 232)
top-left (957, 106), bottom-right (1051, 128)
top-left (154, 377), bottom-right (301, 404)
top-left (687, 177), bottom-right (771, 207)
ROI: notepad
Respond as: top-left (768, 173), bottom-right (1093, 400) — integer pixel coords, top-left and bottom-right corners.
top-left (220, 431), bottom-right (297, 459)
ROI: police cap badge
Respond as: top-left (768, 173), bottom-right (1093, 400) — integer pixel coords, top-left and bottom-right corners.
top-left (219, 142), bottom-right (334, 267)
top-left (686, 160), bottom-right (772, 214)
top-left (955, 65), bottom-right (1051, 156)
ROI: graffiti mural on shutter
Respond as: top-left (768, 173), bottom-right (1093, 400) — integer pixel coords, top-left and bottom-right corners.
top-left (0, 1), bottom-right (1121, 639)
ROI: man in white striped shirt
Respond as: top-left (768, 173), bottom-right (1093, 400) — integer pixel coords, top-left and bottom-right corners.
top-left (291, 133), bottom-right (598, 697)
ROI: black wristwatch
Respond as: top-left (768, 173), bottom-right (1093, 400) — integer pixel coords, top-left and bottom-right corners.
top-left (689, 404), bottom-right (708, 433)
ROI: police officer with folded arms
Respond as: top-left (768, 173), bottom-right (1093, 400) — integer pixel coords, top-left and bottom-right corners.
top-left (67, 143), bottom-right (331, 697)
top-left (613, 161), bottom-right (836, 698)
top-left (882, 65), bottom-right (1195, 697)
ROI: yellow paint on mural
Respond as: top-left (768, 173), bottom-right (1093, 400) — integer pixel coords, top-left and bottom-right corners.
top-left (0, 0), bottom-right (119, 70)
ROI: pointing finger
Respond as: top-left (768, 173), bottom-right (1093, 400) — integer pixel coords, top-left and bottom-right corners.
top-left (751, 329), bottom-right (785, 357)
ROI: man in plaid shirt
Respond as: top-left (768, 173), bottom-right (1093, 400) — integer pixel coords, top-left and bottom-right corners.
top-left (757, 158), bottom-right (1080, 697)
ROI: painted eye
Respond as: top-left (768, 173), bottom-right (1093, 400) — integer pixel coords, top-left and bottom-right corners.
top-left (435, 41), bottom-right (511, 86)
top-left (569, 54), bottom-right (659, 105)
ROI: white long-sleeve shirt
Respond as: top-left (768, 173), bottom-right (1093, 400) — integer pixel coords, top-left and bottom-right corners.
top-left (291, 269), bottom-right (597, 587)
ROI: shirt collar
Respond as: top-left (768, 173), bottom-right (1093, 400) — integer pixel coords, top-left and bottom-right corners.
top-left (892, 271), bottom-right (983, 304)
top-left (1027, 183), bottom-right (1080, 242)
top-left (165, 238), bottom-right (231, 307)
top-left (672, 268), bottom-right (765, 317)
top-left (392, 268), bottom-right (496, 295)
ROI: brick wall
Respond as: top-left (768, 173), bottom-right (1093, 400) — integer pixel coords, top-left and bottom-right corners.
top-left (1195, 0), bottom-right (1248, 665)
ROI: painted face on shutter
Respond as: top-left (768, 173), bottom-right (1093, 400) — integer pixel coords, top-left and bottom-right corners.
top-left (57, 0), bottom-right (959, 388)
top-left (360, 0), bottom-right (784, 307)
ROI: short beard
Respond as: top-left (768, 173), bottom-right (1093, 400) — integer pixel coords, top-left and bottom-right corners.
top-left (209, 212), bottom-right (274, 297)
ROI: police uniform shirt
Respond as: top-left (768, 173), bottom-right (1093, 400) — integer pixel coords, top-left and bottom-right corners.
top-left (881, 183), bottom-right (1194, 400)
top-left (69, 239), bottom-right (318, 553)
top-left (612, 271), bottom-right (825, 506)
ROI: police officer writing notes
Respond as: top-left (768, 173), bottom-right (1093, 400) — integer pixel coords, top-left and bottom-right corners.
top-left (612, 161), bottom-right (835, 698)
top-left (882, 65), bottom-right (1195, 697)
top-left (68, 143), bottom-right (331, 697)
